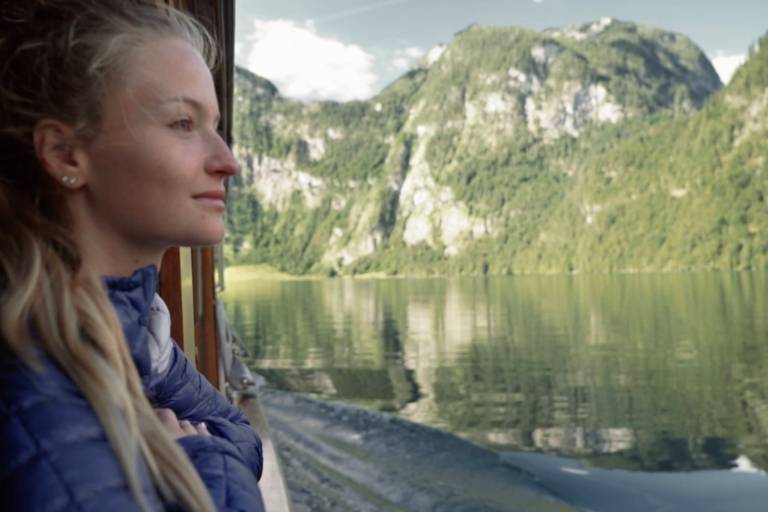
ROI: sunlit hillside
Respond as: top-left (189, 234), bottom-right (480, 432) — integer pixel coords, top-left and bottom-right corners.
top-left (226, 20), bottom-right (766, 275)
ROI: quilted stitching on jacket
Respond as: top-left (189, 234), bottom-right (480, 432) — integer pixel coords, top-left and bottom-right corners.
top-left (0, 265), bottom-right (265, 511)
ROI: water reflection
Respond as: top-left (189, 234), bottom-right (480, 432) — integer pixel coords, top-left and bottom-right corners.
top-left (224, 271), bottom-right (768, 472)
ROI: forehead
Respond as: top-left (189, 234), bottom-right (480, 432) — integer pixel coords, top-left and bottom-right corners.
top-left (110, 37), bottom-right (217, 114)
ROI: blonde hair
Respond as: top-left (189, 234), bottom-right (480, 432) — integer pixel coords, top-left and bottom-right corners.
top-left (0, 1), bottom-right (221, 510)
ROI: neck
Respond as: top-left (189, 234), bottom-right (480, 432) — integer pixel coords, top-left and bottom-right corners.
top-left (69, 200), bottom-right (166, 278)
top-left (83, 244), bottom-right (163, 278)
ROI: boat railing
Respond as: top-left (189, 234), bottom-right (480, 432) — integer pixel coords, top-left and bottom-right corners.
top-left (215, 300), bottom-right (293, 512)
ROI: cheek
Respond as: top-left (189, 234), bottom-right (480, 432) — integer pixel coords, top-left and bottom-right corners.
top-left (91, 140), bottom-right (190, 199)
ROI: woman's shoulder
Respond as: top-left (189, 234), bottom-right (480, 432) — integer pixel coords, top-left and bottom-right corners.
top-left (0, 348), bottom-right (83, 405)
top-left (0, 350), bottom-right (104, 473)
top-left (0, 351), bottom-right (162, 511)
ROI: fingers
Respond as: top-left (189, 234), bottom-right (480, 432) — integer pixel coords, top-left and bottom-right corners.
top-left (179, 420), bottom-right (197, 436)
top-left (154, 408), bottom-right (211, 439)
top-left (154, 408), bottom-right (177, 424)
top-left (195, 421), bottom-right (211, 437)
top-left (179, 420), bottom-right (210, 437)
top-left (154, 408), bottom-right (185, 439)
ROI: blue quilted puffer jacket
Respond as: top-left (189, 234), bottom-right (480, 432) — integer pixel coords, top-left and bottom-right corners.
top-left (0, 265), bottom-right (265, 511)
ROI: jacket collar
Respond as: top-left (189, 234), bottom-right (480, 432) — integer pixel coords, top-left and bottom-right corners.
top-left (102, 264), bottom-right (158, 307)
top-left (102, 264), bottom-right (159, 383)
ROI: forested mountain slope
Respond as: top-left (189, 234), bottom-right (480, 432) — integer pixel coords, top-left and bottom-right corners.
top-left (226, 19), bottom-right (766, 275)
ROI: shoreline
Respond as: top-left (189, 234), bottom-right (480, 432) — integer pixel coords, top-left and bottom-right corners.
top-left (222, 263), bottom-right (767, 284)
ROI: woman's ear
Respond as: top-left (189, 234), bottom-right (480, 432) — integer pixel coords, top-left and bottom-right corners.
top-left (33, 119), bottom-right (89, 189)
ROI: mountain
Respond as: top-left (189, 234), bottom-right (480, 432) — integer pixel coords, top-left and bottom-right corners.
top-left (226, 19), bottom-right (766, 275)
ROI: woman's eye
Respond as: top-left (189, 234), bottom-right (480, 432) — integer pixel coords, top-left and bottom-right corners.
top-left (170, 118), bottom-right (194, 131)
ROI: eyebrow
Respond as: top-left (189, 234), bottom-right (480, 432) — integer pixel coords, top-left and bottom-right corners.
top-left (157, 96), bottom-right (221, 124)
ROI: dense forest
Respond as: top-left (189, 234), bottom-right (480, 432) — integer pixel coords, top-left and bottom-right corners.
top-left (226, 19), bottom-right (767, 276)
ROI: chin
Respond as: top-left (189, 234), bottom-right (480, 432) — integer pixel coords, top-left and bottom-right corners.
top-left (179, 227), bottom-right (225, 247)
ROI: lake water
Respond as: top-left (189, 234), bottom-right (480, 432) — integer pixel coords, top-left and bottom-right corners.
top-left (223, 270), bottom-right (768, 510)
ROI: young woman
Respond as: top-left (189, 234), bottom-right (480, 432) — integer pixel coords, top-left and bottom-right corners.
top-left (0, 1), bottom-right (264, 510)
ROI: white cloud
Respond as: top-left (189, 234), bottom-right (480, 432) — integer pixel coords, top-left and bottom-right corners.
top-left (711, 51), bottom-right (747, 84)
top-left (404, 46), bottom-right (425, 59)
top-left (389, 46), bottom-right (425, 71)
top-left (242, 19), bottom-right (378, 102)
top-left (392, 57), bottom-right (412, 70)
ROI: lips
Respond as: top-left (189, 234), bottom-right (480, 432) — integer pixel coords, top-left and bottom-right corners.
top-left (193, 190), bottom-right (226, 200)
top-left (193, 190), bottom-right (226, 210)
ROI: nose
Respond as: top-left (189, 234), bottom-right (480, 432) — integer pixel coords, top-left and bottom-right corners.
top-left (205, 132), bottom-right (240, 177)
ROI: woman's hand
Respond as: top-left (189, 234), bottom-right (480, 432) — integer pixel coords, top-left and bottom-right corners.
top-left (154, 408), bottom-right (210, 440)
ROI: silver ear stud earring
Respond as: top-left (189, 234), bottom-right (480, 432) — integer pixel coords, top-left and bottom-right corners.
top-left (61, 176), bottom-right (77, 185)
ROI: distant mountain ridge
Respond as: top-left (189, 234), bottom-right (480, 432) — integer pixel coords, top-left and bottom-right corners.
top-left (226, 19), bottom-right (767, 275)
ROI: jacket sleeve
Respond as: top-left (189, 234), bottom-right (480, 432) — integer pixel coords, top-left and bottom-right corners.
top-left (0, 359), bottom-right (163, 512)
top-left (150, 344), bottom-right (264, 481)
top-left (177, 435), bottom-right (265, 512)
top-left (1, 356), bottom-right (265, 512)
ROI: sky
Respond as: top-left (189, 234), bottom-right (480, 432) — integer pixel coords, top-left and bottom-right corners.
top-left (234, 0), bottom-right (767, 102)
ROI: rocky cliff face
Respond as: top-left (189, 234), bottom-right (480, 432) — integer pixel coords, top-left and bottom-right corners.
top-left (226, 20), bottom-right (765, 275)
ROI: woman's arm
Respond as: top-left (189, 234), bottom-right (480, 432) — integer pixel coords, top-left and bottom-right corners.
top-left (1, 357), bottom-right (265, 512)
top-left (0, 358), bottom-right (162, 511)
top-left (177, 435), bottom-right (265, 511)
top-left (149, 343), bottom-right (264, 480)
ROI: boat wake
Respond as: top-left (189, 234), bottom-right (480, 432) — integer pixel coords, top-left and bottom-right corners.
top-left (259, 385), bottom-right (574, 512)
top-left (259, 385), bottom-right (768, 511)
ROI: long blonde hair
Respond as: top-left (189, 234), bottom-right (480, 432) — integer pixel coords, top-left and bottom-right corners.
top-left (0, 1), bottom-right (222, 510)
